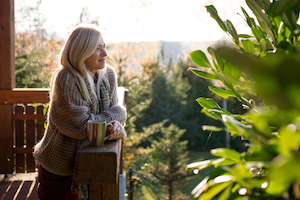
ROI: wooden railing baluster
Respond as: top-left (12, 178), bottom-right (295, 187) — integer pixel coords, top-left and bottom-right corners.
top-left (26, 106), bottom-right (36, 172)
top-left (15, 105), bottom-right (25, 173)
top-left (36, 105), bottom-right (45, 142)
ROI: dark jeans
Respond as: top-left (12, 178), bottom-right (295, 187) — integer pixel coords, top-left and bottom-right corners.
top-left (37, 165), bottom-right (79, 200)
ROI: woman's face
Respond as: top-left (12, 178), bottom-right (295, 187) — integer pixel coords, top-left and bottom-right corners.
top-left (85, 37), bottom-right (107, 74)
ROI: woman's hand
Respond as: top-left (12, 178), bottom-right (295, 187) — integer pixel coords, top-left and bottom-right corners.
top-left (106, 121), bottom-right (123, 140)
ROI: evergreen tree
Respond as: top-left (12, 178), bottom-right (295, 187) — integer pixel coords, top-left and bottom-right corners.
top-left (136, 54), bottom-right (238, 151)
top-left (15, 0), bottom-right (62, 88)
top-left (148, 123), bottom-right (194, 200)
top-left (120, 59), bottom-right (161, 198)
top-left (135, 51), bottom-right (190, 140)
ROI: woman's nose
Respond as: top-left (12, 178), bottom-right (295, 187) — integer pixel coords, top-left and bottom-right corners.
top-left (101, 48), bottom-right (107, 56)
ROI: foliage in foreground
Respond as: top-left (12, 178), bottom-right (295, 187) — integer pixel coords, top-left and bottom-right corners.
top-left (188, 0), bottom-right (300, 199)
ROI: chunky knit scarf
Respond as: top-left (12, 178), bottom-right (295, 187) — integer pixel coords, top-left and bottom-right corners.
top-left (86, 74), bottom-right (110, 114)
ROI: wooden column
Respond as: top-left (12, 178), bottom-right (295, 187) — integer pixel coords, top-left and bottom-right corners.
top-left (0, 0), bottom-right (15, 174)
top-left (75, 139), bottom-right (122, 199)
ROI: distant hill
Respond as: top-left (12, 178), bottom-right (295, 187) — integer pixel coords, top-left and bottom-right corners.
top-left (107, 40), bottom-right (231, 74)
top-left (158, 41), bottom-right (219, 63)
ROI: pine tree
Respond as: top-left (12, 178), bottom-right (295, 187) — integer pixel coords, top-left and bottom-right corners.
top-left (15, 0), bottom-right (62, 88)
top-left (148, 123), bottom-right (194, 200)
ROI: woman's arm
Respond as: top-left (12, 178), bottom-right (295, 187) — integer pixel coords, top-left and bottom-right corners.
top-left (49, 70), bottom-right (92, 140)
top-left (49, 68), bottom-right (126, 141)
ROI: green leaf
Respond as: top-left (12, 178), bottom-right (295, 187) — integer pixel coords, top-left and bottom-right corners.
top-left (191, 177), bottom-right (209, 198)
top-left (260, 38), bottom-right (274, 52)
top-left (277, 125), bottom-right (300, 157)
top-left (241, 39), bottom-right (255, 53)
top-left (203, 109), bottom-right (223, 121)
top-left (196, 97), bottom-right (221, 109)
top-left (267, 154), bottom-right (300, 195)
top-left (259, 18), bottom-right (276, 43)
top-left (246, 0), bottom-right (275, 42)
top-left (206, 5), bottom-right (227, 32)
top-left (231, 164), bottom-right (253, 188)
top-left (199, 181), bottom-right (233, 200)
top-left (271, 0), bottom-right (298, 17)
top-left (211, 148), bottom-right (242, 162)
top-left (242, 7), bottom-right (257, 28)
top-left (207, 47), bottom-right (223, 72)
top-left (215, 46), bottom-right (259, 78)
top-left (254, 0), bottom-right (270, 10)
top-left (189, 50), bottom-right (211, 68)
top-left (187, 160), bottom-right (213, 170)
top-left (226, 20), bottom-right (239, 45)
top-left (218, 182), bottom-right (234, 200)
top-left (188, 68), bottom-right (217, 80)
top-left (202, 125), bottom-right (224, 132)
top-left (222, 115), bottom-right (252, 138)
top-left (247, 18), bottom-right (258, 29)
top-left (200, 108), bottom-right (217, 119)
top-left (281, 13), bottom-right (293, 34)
top-left (278, 20), bottom-right (292, 41)
top-left (212, 158), bottom-right (237, 167)
top-left (252, 27), bottom-right (265, 41)
top-left (209, 86), bottom-right (236, 99)
top-left (238, 34), bottom-right (253, 39)
top-left (223, 61), bottom-right (241, 88)
top-left (246, 0), bottom-right (272, 28)
top-left (282, 11), bottom-right (299, 35)
top-left (241, 7), bottom-right (251, 23)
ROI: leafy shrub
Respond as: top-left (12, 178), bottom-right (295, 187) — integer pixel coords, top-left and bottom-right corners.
top-left (188, 0), bottom-right (300, 199)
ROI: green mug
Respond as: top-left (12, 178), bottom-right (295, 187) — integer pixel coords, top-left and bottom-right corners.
top-left (87, 120), bottom-right (112, 146)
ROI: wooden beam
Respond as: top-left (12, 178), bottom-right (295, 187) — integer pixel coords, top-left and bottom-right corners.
top-left (0, 89), bottom-right (50, 104)
top-left (0, 0), bottom-right (15, 174)
top-left (0, 105), bottom-right (14, 173)
top-left (0, 0), bottom-right (15, 89)
top-left (0, 88), bottom-right (125, 104)
top-left (13, 147), bottom-right (33, 154)
top-left (13, 113), bottom-right (45, 121)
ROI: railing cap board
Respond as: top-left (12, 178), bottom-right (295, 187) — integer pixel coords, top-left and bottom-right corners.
top-left (0, 87), bottom-right (127, 105)
top-left (0, 89), bottom-right (50, 104)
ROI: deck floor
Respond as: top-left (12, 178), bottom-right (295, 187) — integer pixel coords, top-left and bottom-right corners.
top-left (1, 171), bottom-right (126, 200)
top-left (0, 172), bottom-right (38, 200)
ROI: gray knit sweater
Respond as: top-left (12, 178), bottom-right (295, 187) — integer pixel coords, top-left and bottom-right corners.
top-left (33, 66), bottom-right (127, 176)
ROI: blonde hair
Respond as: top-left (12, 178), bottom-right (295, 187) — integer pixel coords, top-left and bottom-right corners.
top-left (51, 24), bottom-right (108, 102)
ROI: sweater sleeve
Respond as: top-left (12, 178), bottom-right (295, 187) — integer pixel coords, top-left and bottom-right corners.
top-left (49, 70), bottom-right (91, 140)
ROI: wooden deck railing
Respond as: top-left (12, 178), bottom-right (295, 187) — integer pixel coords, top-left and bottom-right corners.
top-left (14, 104), bottom-right (46, 173)
top-left (0, 89), bottom-right (50, 174)
top-left (0, 88), bottom-right (127, 199)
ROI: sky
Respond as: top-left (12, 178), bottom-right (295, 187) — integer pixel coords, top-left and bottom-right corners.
top-left (19, 0), bottom-right (251, 43)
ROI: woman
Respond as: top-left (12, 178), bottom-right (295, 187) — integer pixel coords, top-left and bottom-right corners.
top-left (33, 24), bottom-right (127, 200)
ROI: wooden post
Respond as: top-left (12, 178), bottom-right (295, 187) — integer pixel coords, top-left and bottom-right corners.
top-left (129, 168), bottom-right (134, 200)
top-left (0, 0), bottom-right (15, 174)
top-left (75, 139), bottom-right (122, 200)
